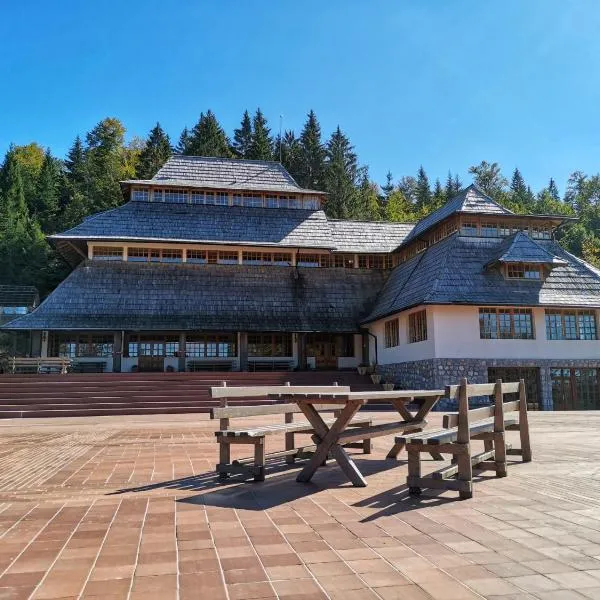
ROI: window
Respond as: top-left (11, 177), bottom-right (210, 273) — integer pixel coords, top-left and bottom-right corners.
top-left (409, 310), bottom-right (427, 343)
top-left (163, 189), bottom-right (188, 203)
top-left (132, 188), bottom-right (149, 202)
top-left (273, 253), bottom-right (292, 266)
top-left (506, 263), bottom-right (542, 280)
top-left (215, 192), bottom-right (229, 205)
top-left (481, 222), bottom-right (500, 237)
top-left (2, 306), bottom-right (28, 315)
top-left (186, 334), bottom-right (236, 358)
top-left (152, 189), bottom-right (163, 202)
top-left (297, 254), bottom-right (320, 267)
top-left (384, 319), bottom-right (399, 348)
top-left (358, 254), bottom-right (393, 269)
top-left (190, 191), bottom-right (204, 204)
top-left (333, 254), bottom-right (355, 268)
top-left (552, 368), bottom-right (600, 410)
top-left (479, 307), bottom-right (534, 340)
top-left (92, 246), bottom-right (123, 261)
top-left (232, 193), bottom-right (243, 206)
top-left (461, 221), bottom-right (478, 236)
top-left (186, 249), bottom-right (207, 264)
top-left (242, 251), bottom-right (271, 265)
top-left (217, 251), bottom-right (238, 265)
top-left (499, 223), bottom-right (517, 237)
top-left (127, 248), bottom-right (182, 263)
top-left (288, 196), bottom-right (302, 209)
top-left (545, 310), bottom-right (597, 340)
top-left (265, 195), bottom-right (278, 208)
top-left (242, 193), bottom-right (263, 208)
top-left (204, 192), bottom-right (216, 205)
top-left (248, 333), bottom-right (293, 357)
top-left (303, 197), bottom-right (320, 209)
top-left (51, 334), bottom-right (113, 358)
top-left (529, 225), bottom-right (551, 240)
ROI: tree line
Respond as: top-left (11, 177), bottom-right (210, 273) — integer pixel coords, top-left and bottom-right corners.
top-left (0, 108), bottom-right (598, 297)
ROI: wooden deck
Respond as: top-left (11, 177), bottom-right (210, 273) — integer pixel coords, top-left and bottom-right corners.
top-left (0, 411), bottom-right (598, 599)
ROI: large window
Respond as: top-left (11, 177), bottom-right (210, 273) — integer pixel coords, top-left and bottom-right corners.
top-left (185, 334), bottom-right (237, 358)
top-left (248, 333), bottom-right (293, 357)
top-left (132, 188), bottom-right (149, 202)
top-left (552, 368), bottom-right (599, 410)
top-left (242, 252), bottom-right (293, 266)
top-left (163, 189), bottom-right (188, 204)
top-left (358, 254), bottom-right (393, 269)
top-left (545, 310), bottom-right (597, 340)
top-left (384, 319), bottom-right (399, 348)
top-left (51, 334), bottom-right (114, 358)
top-left (92, 246), bottom-right (123, 261)
top-left (126, 335), bottom-right (179, 358)
top-left (479, 307), bottom-right (534, 340)
top-left (408, 310), bottom-right (427, 343)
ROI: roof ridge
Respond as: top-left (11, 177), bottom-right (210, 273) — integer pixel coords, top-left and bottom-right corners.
top-left (169, 154), bottom-right (288, 166)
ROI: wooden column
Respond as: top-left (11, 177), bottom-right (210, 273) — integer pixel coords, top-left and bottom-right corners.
top-left (239, 332), bottom-right (248, 372)
top-left (113, 331), bottom-right (123, 372)
top-left (178, 332), bottom-right (186, 372)
top-left (297, 333), bottom-right (306, 370)
top-left (361, 331), bottom-right (370, 365)
top-left (40, 331), bottom-right (49, 358)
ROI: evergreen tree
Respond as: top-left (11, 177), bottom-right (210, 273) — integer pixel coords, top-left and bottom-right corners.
top-left (385, 188), bottom-right (415, 222)
top-left (175, 127), bottom-right (191, 154)
top-left (274, 130), bottom-right (301, 179)
top-left (247, 108), bottom-right (273, 160)
top-left (548, 177), bottom-right (560, 201)
top-left (356, 170), bottom-right (382, 220)
top-left (415, 166), bottom-right (432, 213)
top-left (83, 117), bottom-right (129, 211)
top-left (509, 168), bottom-right (535, 211)
top-left (64, 135), bottom-right (86, 191)
top-left (34, 149), bottom-right (61, 232)
top-left (323, 127), bottom-right (359, 219)
top-left (0, 151), bottom-right (48, 287)
top-left (444, 171), bottom-right (462, 200)
top-left (297, 110), bottom-right (326, 189)
top-left (432, 178), bottom-right (445, 209)
top-left (185, 110), bottom-right (232, 157)
top-left (397, 176), bottom-right (417, 207)
top-left (232, 110), bottom-right (253, 158)
top-left (381, 171), bottom-right (394, 198)
top-left (136, 123), bottom-right (172, 179)
top-left (9, 143), bottom-right (46, 213)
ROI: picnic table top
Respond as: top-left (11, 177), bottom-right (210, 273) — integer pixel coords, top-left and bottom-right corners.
top-left (268, 389), bottom-right (445, 403)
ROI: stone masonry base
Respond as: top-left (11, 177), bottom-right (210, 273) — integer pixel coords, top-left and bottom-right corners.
top-left (377, 358), bottom-right (600, 410)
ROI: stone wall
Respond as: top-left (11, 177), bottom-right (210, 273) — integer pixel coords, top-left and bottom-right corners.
top-left (377, 358), bottom-right (600, 410)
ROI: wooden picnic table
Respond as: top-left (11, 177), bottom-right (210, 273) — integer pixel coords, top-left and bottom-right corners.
top-left (268, 390), bottom-right (443, 487)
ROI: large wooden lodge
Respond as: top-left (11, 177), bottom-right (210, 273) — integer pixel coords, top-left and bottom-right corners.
top-left (4, 156), bottom-right (600, 410)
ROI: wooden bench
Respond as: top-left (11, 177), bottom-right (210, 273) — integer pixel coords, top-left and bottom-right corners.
top-left (9, 357), bottom-right (71, 374)
top-left (187, 360), bottom-right (234, 372)
top-left (210, 384), bottom-right (372, 481)
top-left (70, 360), bottom-right (107, 373)
top-left (397, 378), bottom-right (531, 500)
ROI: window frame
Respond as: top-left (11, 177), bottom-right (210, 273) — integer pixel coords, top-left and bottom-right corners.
top-left (478, 307), bottom-right (535, 340)
top-left (545, 309), bottom-right (598, 341)
top-left (408, 310), bottom-right (428, 344)
top-left (384, 318), bottom-right (400, 348)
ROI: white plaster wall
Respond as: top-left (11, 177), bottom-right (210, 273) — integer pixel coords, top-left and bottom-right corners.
top-left (433, 305), bottom-right (600, 360)
top-left (369, 307), bottom-right (436, 365)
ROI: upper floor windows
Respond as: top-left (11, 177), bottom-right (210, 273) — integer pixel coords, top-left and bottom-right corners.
top-left (545, 310), bottom-right (597, 340)
top-left (460, 221), bottom-right (478, 236)
top-left (479, 307), bottom-right (534, 339)
top-left (409, 310), bottom-right (428, 343)
top-left (127, 247), bottom-right (183, 263)
top-left (132, 187), bottom-right (321, 210)
top-left (506, 263), bottom-right (542, 280)
top-left (384, 318), bottom-right (399, 348)
top-left (92, 246), bottom-right (124, 261)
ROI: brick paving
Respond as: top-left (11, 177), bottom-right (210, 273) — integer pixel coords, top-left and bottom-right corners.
top-left (0, 411), bottom-right (599, 599)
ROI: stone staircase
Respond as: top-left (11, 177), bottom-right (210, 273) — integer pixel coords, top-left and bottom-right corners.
top-left (0, 371), bottom-right (381, 419)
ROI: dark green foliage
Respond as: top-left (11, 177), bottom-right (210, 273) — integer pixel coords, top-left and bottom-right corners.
top-left (548, 177), bottom-right (560, 201)
top-left (233, 111), bottom-right (253, 158)
top-left (381, 171), bottom-right (394, 198)
top-left (468, 161), bottom-right (508, 198)
top-left (415, 166), bottom-right (432, 213)
top-left (175, 127), bottom-right (191, 154)
top-left (65, 135), bottom-right (86, 189)
top-left (297, 110), bottom-right (326, 189)
top-left (247, 109), bottom-right (273, 161)
top-left (136, 123), bottom-right (172, 179)
top-left (432, 178), bottom-right (445, 209)
top-left (34, 150), bottom-right (61, 232)
top-left (184, 111), bottom-right (233, 157)
top-left (274, 130), bottom-right (301, 178)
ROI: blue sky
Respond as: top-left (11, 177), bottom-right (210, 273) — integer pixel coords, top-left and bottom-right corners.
top-left (1, 0), bottom-right (599, 194)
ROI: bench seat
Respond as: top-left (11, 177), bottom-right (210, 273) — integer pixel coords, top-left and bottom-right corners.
top-left (216, 415), bottom-right (372, 439)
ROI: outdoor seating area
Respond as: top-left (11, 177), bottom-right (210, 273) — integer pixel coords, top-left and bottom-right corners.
top-left (209, 379), bottom-right (532, 501)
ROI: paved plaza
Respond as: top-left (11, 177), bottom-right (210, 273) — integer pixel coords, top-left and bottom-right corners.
top-left (0, 410), bottom-right (599, 600)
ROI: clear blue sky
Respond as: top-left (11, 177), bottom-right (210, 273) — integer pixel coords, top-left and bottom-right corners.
top-left (1, 0), bottom-right (599, 194)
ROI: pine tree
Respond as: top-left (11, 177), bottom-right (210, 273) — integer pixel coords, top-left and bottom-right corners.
top-left (381, 171), bottom-right (394, 198)
top-left (274, 131), bottom-right (301, 179)
top-left (84, 117), bottom-right (129, 211)
top-left (0, 151), bottom-right (48, 286)
top-left (432, 178), bottom-right (445, 209)
top-left (468, 161), bottom-right (508, 198)
top-left (415, 166), bottom-right (431, 213)
top-left (136, 123), bottom-right (172, 179)
top-left (185, 110), bottom-right (232, 157)
top-left (175, 127), bottom-right (191, 154)
top-left (297, 110), bottom-right (326, 189)
top-left (247, 109), bottom-right (273, 160)
top-left (548, 177), bottom-right (560, 201)
top-left (445, 171), bottom-right (462, 199)
top-left (232, 110), bottom-right (253, 158)
top-left (323, 127), bottom-right (358, 219)
top-left (8, 143), bottom-right (46, 214)
top-left (356, 170), bottom-right (381, 221)
top-left (34, 149), bottom-right (61, 232)
top-left (385, 188), bottom-right (414, 222)
top-left (65, 135), bottom-right (86, 191)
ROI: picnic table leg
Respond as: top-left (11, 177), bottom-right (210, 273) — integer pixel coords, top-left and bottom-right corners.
top-left (296, 401), bottom-right (366, 487)
top-left (254, 438), bottom-right (266, 482)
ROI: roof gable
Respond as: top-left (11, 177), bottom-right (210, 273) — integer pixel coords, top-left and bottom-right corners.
top-left (403, 184), bottom-right (513, 244)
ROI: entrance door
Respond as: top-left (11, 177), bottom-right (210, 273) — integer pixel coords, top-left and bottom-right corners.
top-left (137, 341), bottom-right (165, 372)
top-left (488, 367), bottom-right (541, 408)
top-left (306, 334), bottom-right (337, 369)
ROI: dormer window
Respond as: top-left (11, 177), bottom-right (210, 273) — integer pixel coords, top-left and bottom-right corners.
top-left (461, 221), bottom-right (478, 235)
top-left (506, 263), bottom-right (542, 280)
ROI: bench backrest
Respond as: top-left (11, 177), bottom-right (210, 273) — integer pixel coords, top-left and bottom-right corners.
top-left (11, 357), bottom-right (70, 364)
top-left (443, 379), bottom-right (527, 431)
